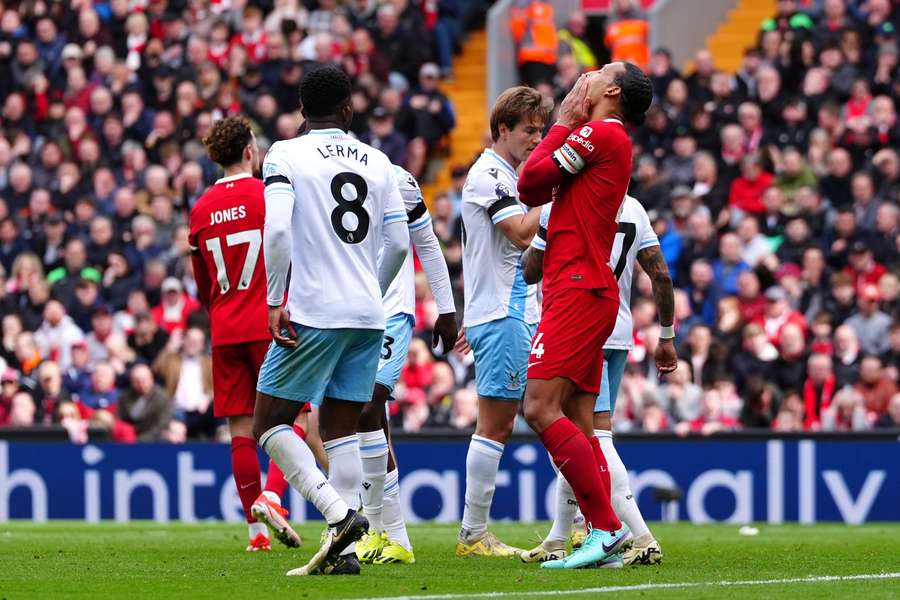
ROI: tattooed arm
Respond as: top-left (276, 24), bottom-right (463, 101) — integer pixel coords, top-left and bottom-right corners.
top-left (637, 244), bottom-right (677, 374)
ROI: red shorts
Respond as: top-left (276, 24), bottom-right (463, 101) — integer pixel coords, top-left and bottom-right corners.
top-left (212, 341), bottom-right (271, 417)
top-left (527, 288), bottom-right (618, 395)
top-left (212, 341), bottom-right (313, 417)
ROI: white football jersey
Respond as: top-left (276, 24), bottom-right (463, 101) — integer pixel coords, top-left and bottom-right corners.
top-left (462, 149), bottom-right (539, 327)
top-left (531, 195), bottom-right (658, 349)
top-left (263, 128), bottom-right (407, 330)
top-left (382, 165), bottom-right (431, 318)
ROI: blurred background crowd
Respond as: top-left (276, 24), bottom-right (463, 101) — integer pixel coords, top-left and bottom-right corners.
top-left (0, 0), bottom-right (898, 442)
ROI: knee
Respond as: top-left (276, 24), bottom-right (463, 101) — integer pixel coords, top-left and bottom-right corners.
top-left (357, 401), bottom-right (385, 432)
top-left (251, 418), bottom-right (267, 445)
top-left (475, 415), bottom-right (514, 443)
top-left (522, 396), bottom-right (546, 432)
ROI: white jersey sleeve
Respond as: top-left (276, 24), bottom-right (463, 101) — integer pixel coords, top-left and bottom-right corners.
top-left (262, 141), bottom-right (296, 307)
top-left (383, 166), bottom-right (442, 318)
top-left (605, 195), bottom-right (659, 350)
top-left (530, 202), bottom-right (552, 251)
top-left (462, 150), bottom-right (539, 327)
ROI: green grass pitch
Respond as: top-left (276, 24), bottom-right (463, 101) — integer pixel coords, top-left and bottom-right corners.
top-left (1, 522), bottom-right (898, 599)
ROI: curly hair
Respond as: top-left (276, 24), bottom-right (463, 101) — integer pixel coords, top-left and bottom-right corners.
top-left (615, 62), bottom-right (653, 126)
top-left (300, 65), bottom-right (352, 119)
top-left (203, 116), bottom-right (253, 168)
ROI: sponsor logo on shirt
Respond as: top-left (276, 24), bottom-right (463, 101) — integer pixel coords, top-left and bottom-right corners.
top-left (580, 126), bottom-right (593, 137)
top-left (567, 134), bottom-right (595, 153)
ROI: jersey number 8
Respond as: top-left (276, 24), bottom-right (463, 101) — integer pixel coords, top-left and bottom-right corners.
top-left (330, 172), bottom-right (370, 244)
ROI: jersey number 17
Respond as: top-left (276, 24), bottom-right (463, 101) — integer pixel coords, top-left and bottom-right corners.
top-left (205, 229), bottom-right (262, 294)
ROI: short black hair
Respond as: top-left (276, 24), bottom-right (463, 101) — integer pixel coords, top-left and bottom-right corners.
top-left (299, 65), bottom-right (352, 119)
top-left (616, 62), bottom-right (653, 126)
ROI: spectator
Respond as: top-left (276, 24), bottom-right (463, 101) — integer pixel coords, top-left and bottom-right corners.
top-left (854, 355), bottom-right (897, 418)
top-left (712, 232), bottom-right (751, 296)
top-left (80, 362), bottom-right (119, 411)
top-left (729, 153), bottom-right (773, 218)
top-left (740, 376), bottom-right (781, 429)
top-left (0, 368), bottom-right (19, 424)
top-left (685, 259), bottom-right (718, 326)
top-left (151, 277), bottom-right (201, 334)
top-left (64, 341), bottom-right (93, 400)
top-left (557, 11), bottom-right (596, 71)
top-left (118, 364), bottom-right (173, 441)
top-left (34, 300), bottom-right (84, 371)
top-left (510, 0), bottom-right (559, 87)
top-left (658, 359), bottom-right (702, 422)
top-left (4, 391), bottom-right (36, 427)
top-left (360, 107), bottom-right (408, 166)
top-left (32, 358), bottom-right (68, 423)
top-left (774, 146), bottom-right (817, 206)
top-left (732, 323), bottom-right (778, 388)
top-left (676, 208), bottom-right (717, 286)
top-left (821, 387), bottom-right (869, 431)
top-left (755, 286), bottom-right (807, 347)
top-left (803, 352), bottom-right (837, 429)
top-left (152, 327), bottom-right (215, 439)
top-left (845, 242), bottom-right (887, 290)
top-left (772, 322), bottom-right (808, 392)
top-left (845, 284), bottom-right (892, 355)
top-left (605, 0), bottom-right (649, 69)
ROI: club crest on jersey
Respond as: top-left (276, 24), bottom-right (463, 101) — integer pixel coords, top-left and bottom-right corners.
top-left (580, 126), bottom-right (593, 137)
top-left (505, 368), bottom-right (522, 391)
top-left (495, 182), bottom-right (512, 199)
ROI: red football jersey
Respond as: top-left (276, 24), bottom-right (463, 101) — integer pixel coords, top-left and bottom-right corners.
top-left (521, 119), bottom-right (632, 300)
top-left (189, 173), bottom-right (270, 347)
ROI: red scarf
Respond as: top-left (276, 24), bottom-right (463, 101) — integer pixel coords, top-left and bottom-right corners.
top-left (803, 375), bottom-right (835, 430)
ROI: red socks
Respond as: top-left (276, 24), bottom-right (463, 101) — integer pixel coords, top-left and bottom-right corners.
top-left (230, 436), bottom-right (262, 523)
top-left (539, 417), bottom-right (621, 532)
top-left (589, 434), bottom-right (612, 498)
top-left (263, 424), bottom-right (306, 499)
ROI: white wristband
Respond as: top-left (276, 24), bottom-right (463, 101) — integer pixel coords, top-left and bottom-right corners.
top-left (659, 325), bottom-right (675, 340)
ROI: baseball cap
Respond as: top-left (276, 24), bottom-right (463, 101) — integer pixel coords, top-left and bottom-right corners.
top-left (72, 339), bottom-right (89, 350)
top-left (850, 240), bottom-right (869, 254)
top-left (62, 44), bottom-right (84, 61)
top-left (45, 212), bottom-right (64, 225)
top-left (1, 368), bottom-right (18, 382)
top-left (764, 286), bottom-right (789, 302)
top-left (419, 63), bottom-right (440, 79)
top-left (671, 185), bottom-right (695, 199)
top-left (161, 277), bottom-right (183, 293)
top-left (370, 106), bottom-right (390, 120)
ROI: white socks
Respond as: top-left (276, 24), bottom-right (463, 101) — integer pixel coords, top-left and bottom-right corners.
top-left (595, 429), bottom-right (651, 541)
top-left (460, 435), bottom-right (504, 540)
top-left (383, 468), bottom-right (412, 551)
top-left (324, 434), bottom-right (362, 511)
top-left (547, 470), bottom-right (578, 544)
top-left (324, 434), bottom-right (363, 556)
top-left (249, 521), bottom-right (268, 540)
top-left (358, 430), bottom-right (389, 532)
top-left (259, 424), bottom-right (347, 524)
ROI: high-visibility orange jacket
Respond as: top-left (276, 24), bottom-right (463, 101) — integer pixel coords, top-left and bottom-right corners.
top-left (510, 1), bottom-right (559, 66)
top-left (604, 18), bottom-right (649, 69)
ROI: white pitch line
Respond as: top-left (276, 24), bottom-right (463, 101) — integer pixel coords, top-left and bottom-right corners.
top-left (353, 572), bottom-right (900, 600)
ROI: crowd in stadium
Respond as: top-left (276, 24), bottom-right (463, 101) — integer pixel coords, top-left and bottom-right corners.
top-left (0, 0), bottom-right (898, 442)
